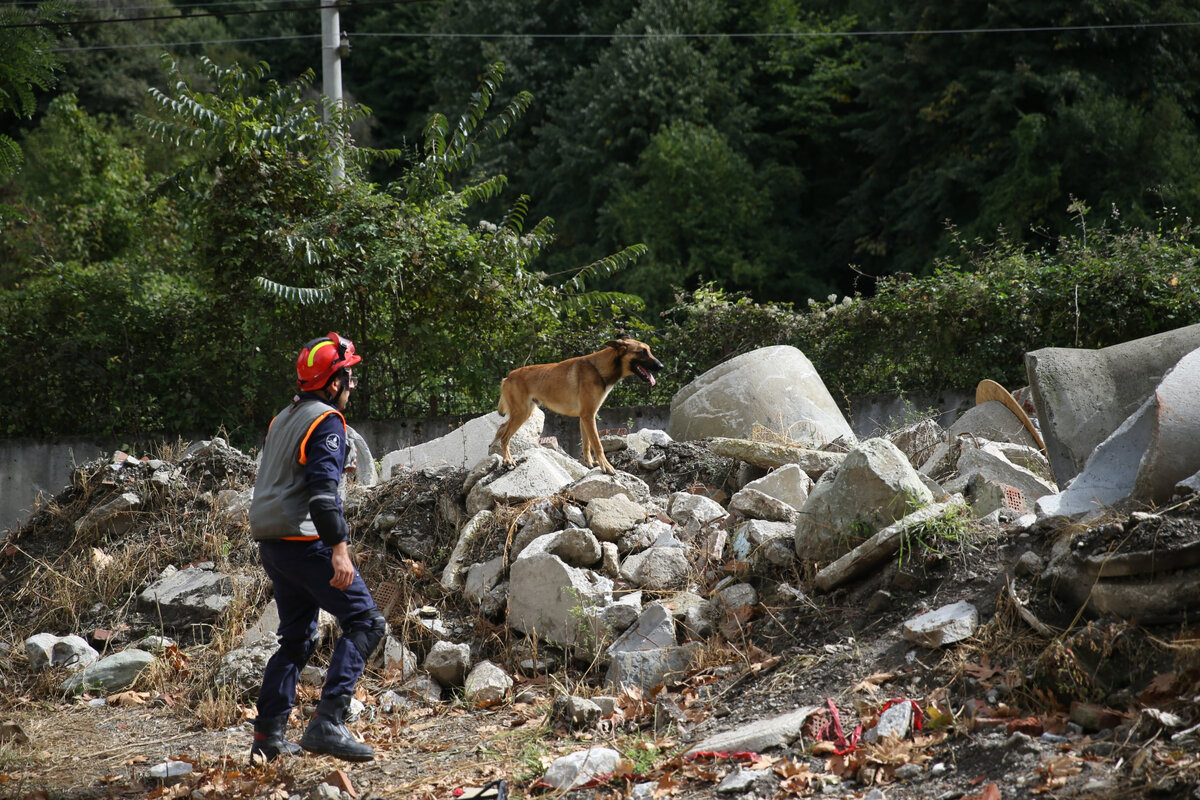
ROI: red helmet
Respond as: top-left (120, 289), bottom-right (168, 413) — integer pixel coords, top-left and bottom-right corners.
top-left (296, 332), bottom-right (362, 391)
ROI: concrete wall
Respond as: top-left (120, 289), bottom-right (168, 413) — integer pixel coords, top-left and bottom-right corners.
top-left (1, 438), bottom-right (115, 533)
top-left (1, 392), bottom-right (971, 534)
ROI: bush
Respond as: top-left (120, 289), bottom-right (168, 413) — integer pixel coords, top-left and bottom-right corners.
top-left (654, 217), bottom-right (1200, 403)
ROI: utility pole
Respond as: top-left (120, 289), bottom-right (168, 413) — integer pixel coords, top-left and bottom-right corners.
top-left (320, 0), bottom-right (345, 183)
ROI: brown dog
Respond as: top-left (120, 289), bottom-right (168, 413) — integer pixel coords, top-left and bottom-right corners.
top-left (494, 337), bottom-right (664, 474)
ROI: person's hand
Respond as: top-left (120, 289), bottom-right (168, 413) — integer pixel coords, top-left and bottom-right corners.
top-left (330, 541), bottom-right (355, 590)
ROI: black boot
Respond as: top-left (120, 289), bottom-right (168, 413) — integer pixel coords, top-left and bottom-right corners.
top-left (299, 695), bottom-right (375, 762)
top-left (250, 714), bottom-right (301, 762)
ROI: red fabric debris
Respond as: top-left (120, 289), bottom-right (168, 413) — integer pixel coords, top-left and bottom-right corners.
top-left (811, 698), bottom-right (862, 755)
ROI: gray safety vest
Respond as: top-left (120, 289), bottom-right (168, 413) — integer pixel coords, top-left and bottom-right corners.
top-left (250, 399), bottom-right (346, 541)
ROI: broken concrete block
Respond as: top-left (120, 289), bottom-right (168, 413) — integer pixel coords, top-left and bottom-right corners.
top-left (902, 601), bottom-right (979, 647)
top-left (668, 346), bottom-right (853, 444)
top-left (796, 438), bottom-right (934, 563)
top-left (1037, 347), bottom-right (1200, 521)
top-left (1026, 323), bottom-right (1200, 485)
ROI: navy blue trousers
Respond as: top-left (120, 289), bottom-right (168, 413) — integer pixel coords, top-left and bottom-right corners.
top-left (255, 539), bottom-right (379, 720)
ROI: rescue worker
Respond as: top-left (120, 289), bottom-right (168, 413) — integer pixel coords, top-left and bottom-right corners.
top-left (248, 332), bottom-right (384, 763)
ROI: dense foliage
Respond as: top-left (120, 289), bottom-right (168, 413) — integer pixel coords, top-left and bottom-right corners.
top-left (3, 2), bottom-right (1200, 446)
top-left (646, 215), bottom-right (1200, 405)
top-left (0, 59), bottom-right (646, 445)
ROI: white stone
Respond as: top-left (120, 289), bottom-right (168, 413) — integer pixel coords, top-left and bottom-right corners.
top-left (669, 346), bottom-right (853, 444)
top-left (902, 601), bottom-right (979, 647)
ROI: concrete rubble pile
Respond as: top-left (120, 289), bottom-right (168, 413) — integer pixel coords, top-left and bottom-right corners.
top-left (11, 326), bottom-right (1200, 794)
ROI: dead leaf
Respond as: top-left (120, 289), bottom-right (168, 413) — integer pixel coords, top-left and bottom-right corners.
top-left (963, 657), bottom-right (1003, 684)
top-left (853, 671), bottom-right (896, 697)
top-left (322, 769), bottom-right (357, 798)
top-left (1140, 672), bottom-right (1181, 704)
top-left (749, 754), bottom-right (777, 770)
top-left (651, 773), bottom-right (683, 797)
top-left (107, 691), bottom-right (149, 707)
top-left (963, 783), bottom-right (1001, 800)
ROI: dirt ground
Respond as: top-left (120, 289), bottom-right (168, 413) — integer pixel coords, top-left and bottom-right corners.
top-left (4, 447), bottom-right (1200, 800)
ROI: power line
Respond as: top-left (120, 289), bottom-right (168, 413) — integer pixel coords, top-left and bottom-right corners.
top-left (6, 0), bottom-right (1200, 37)
top-left (0, 0), bottom-right (428, 30)
top-left (349, 21), bottom-right (1200, 39)
top-left (10, 0), bottom-right (307, 9)
top-left (52, 33), bottom-right (320, 52)
top-left (44, 19), bottom-right (1200, 54)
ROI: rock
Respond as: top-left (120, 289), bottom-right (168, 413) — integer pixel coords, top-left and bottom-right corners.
top-left (509, 538), bottom-right (613, 647)
top-left (886, 419), bottom-right (945, 469)
top-left (542, 747), bottom-right (623, 791)
top-left (147, 759), bottom-right (193, 783)
top-left (138, 563), bottom-right (249, 627)
top-left (902, 601), bottom-right (979, 647)
top-left (464, 660), bottom-right (512, 707)
top-left (949, 402), bottom-right (1041, 451)
top-left (424, 640), bottom-right (471, 687)
top-left (665, 592), bottom-right (715, 639)
top-left (441, 510), bottom-right (495, 592)
top-left (715, 582), bottom-right (757, 615)
top-left (708, 438), bottom-right (846, 478)
top-left (555, 694), bottom-right (603, 728)
top-left (716, 766), bottom-right (761, 794)
top-left (586, 495), bottom-right (648, 541)
top-left (61, 648), bottom-right (156, 695)
top-left (795, 438), bottom-right (934, 563)
top-left (466, 450), bottom-right (576, 515)
top-left (668, 346), bottom-right (853, 444)
top-left (737, 464), bottom-right (813, 512)
top-left (1026, 323), bottom-right (1200, 485)
top-left (546, 527), bottom-right (604, 567)
top-left (463, 551), bottom-right (504, 595)
top-left (728, 487), bottom-right (798, 523)
top-left (1037, 347), bottom-right (1200, 521)
top-left (956, 441), bottom-right (1057, 505)
top-left (378, 636), bottom-right (419, 678)
top-left (685, 705), bottom-right (821, 756)
top-left (731, 519), bottom-right (796, 569)
top-left (607, 602), bottom-right (676, 657)
top-left (345, 425), bottom-right (378, 487)
top-left (666, 492), bottom-right (727, 528)
top-left (864, 700), bottom-right (915, 742)
top-left (619, 546), bottom-right (691, 591)
top-left (74, 492), bottom-right (141, 539)
top-left (568, 472), bottom-right (652, 505)
top-left (24, 633), bottom-right (99, 673)
top-left (381, 408), bottom-right (544, 479)
top-left (605, 642), bottom-right (703, 693)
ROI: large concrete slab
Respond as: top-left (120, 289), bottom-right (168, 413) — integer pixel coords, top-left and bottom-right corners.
top-left (669, 346), bottom-right (853, 444)
top-left (1026, 323), bottom-right (1200, 485)
top-left (1038, 346), bottom-right (1200, 519)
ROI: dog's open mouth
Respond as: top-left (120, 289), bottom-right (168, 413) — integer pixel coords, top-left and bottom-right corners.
top-left (635, 365), bottom-right (657, 386)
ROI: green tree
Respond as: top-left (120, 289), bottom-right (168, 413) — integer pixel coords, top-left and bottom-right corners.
top-left (604, 120), bottom-right (768, 309)
top-left (2, 95), bottom-right (160, 281)
top-left (0, 1), bottom-right (69, 179)
top-left (426, 0), bottom-right (861, 312)
top-left (138, 57), bottom-right (645, 434)
top-left (833, 0), bottom-right (1200, 279)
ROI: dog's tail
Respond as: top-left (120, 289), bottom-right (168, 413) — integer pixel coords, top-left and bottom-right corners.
top-left (497, 378), bottom-right (509, 417)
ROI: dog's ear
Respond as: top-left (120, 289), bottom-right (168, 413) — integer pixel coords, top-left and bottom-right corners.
top-left (604, 339), bottom-right (628, 351)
